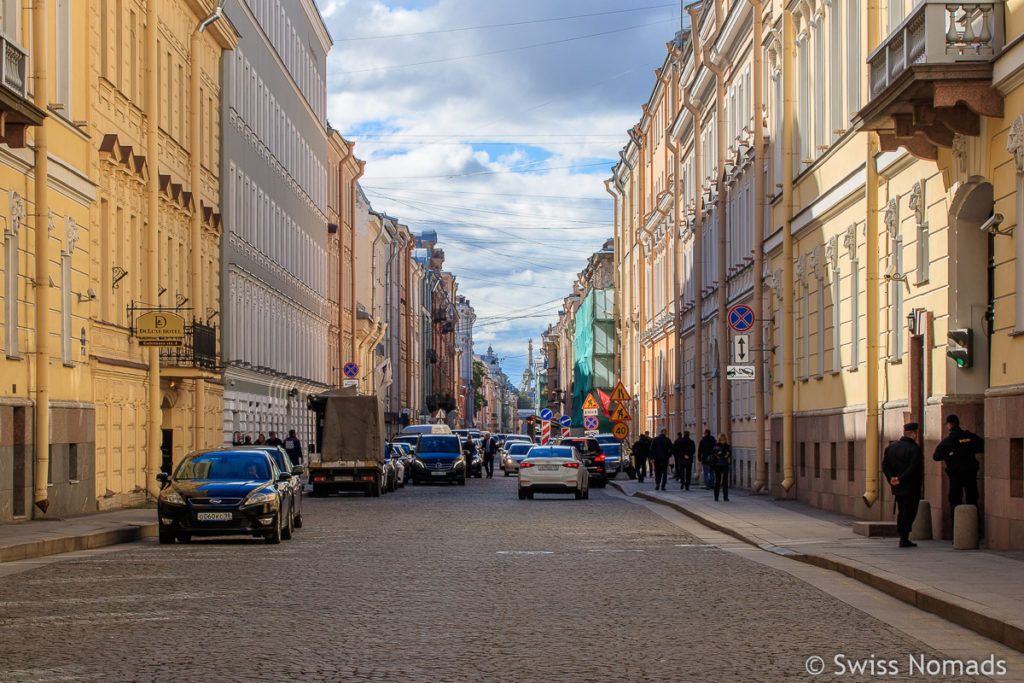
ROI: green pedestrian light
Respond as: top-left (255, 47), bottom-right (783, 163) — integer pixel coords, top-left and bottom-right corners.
top-left (946, 328), bottom-right (973, 369)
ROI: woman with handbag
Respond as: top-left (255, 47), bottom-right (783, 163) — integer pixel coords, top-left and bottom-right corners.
top-left (712, 434), bottom-right (732, 502)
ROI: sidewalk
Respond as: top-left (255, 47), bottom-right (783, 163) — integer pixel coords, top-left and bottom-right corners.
top-left (609, 476), bottom-right (1024, 653)
top-left (0, 508), bottom-right (157, 563)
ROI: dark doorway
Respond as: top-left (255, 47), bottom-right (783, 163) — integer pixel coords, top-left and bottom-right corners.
top-left (12, 407), bottom-right (26, 517)
top-left (161, 429), bottom-right (173, 474)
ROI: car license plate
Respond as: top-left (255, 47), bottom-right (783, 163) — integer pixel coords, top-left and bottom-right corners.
top-left (539, 464), bottom-right (559, 471)
top-left (431, 470), bottom-right (448, 476)
top-left (197, 512), bottom-right (232, 521)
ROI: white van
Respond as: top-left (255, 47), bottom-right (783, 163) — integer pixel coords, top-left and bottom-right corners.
top-left (400, 423), bottom-right (453, 436)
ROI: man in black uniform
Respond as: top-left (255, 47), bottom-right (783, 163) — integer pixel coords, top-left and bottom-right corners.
top-left (698, 429), bottom-right (717, 490)
top-left (631, 432), bottom-right (651, 483)
top-left (674, 431), bottom-right (696, 490)
top-left (932, 414), bottom-right (984, 513)
top-left (882, 422), bottom-right (924, 548)
top-left (651, 428), bottom-right (673, 491)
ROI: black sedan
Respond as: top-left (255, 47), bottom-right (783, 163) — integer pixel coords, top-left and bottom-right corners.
top-left (556, 437), bottom-right (607, 487)
top-left (157, 449), bottom-right (296, 544)
top-left (241, 445), bottom-right (304, 529)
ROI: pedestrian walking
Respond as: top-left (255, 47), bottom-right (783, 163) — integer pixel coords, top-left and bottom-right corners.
top-left (883, 422), bottom-right (924, 548)
top-left (283, 429), bottom-right (303, 465)
top-left (651, 428), bottom-right (673, 491)
top-left (481, 432), bottom-right (498, 478)
top-left (698, 429), bottom-right (717, 490)
top-left (675, 430), bottom-right (696, 490)
top-left (265, 431), bottom-right (282, 447)
top-left (463, 436), bottom-right (477, 476)
top-left (932, 414), bottom-right (984, 514)
top-left (712, 433), bottom-right (732, 502)
top-left (631, 432), bottom-right (651, 483)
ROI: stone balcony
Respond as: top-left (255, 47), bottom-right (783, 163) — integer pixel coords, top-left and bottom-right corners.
top-left (855, 2), bottom-right (1005, 160)
top-left (0, 32), bottom-right (45, 148)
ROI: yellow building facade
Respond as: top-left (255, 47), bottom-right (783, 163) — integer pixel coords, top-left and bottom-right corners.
top-left (614, 0), bottom-right (1024, 548)
top-left (88, 0), bottom-right (235, 506)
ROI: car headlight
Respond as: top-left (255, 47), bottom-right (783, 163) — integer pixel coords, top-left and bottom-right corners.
top-left (243, 490), bottom-right (276, 506)
top-left (159, 491), bottom-right (184, 505)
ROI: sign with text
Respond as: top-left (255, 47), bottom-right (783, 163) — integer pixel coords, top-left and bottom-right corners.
top-left (135, 311), bottom-right (185, 347)
top-left (612, 422), bottom-right (629, 441)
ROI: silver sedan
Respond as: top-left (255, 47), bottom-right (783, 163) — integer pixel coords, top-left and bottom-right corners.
top-left (517, 445), bottom-right (589, 500)
top-left (502, 442), bottom-right (534, 476)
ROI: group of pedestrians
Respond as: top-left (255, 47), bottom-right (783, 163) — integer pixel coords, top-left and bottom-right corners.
top-left (231, 429), bottom-right (305, 465)
top-left (631, 428), bottom-right (733, 502)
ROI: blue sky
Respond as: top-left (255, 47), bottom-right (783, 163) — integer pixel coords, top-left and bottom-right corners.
top-left (315, 0), bottom-right (683, 385)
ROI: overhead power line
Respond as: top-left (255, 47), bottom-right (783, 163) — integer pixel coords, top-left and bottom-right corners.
top-left (336, 19), bottom-right (672, 75)
top-left (335, 4), bottom-right (677, 41)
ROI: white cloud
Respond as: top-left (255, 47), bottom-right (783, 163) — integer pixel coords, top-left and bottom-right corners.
top-left (317, 0), bottom-right (679, 383)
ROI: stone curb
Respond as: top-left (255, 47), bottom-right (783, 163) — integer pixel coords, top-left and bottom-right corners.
top-left (612, 483), bottom-right (1024, 653)
top-left (0, 523), bottom-right (158, 564)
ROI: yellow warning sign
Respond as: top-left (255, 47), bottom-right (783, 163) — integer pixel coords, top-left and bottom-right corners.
top-left (610, 403), bottom-right (631, 422)
top-left (582, 394), bottom-right (599, 410)
top-left (610, 381), bottom-right (631, 402)
top-left (612, 422), bottom-right (630, 441)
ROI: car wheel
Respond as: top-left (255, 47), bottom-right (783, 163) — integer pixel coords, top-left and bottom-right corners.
top-left (175, 533), bottom-right (191, 543)
top-left (583, 487), bottom-right (589, 499)
top-left (518, 488), bottom-right (527, 500)
top-left (367, 474), bottom-right (382, 497)
top-left (458, 474), bottom-right (466, 486)
top-left (265, 513), bottom-right (282, 544)
top-left (282, 508), bottom-right (294, 540)
top-left (575, 488), bottom-right (583, 500)
top-left (526, 491), bottom-right (534, 499)
top-left (158, 530), bottom-right (175, 545)
top-left (293, 510), bottom-right (303, 529)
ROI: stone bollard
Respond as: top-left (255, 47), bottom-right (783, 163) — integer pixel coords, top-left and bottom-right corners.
top-left (953, 504), bottom-right (979, 550)
top-left (910, 499), bottom-right (932, 541)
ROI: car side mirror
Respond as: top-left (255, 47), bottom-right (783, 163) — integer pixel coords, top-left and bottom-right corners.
top-left (156, 472), bottom-right (169, 486)
top-left (278, 473), bottom-right (292, 482)
top-left (291, 466), bottom-right (304, 476)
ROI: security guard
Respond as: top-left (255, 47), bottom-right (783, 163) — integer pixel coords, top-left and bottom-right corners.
top-left (882, 422), bottom-right (924, 548)
top-left (932, 414), bottom-right (984, 513)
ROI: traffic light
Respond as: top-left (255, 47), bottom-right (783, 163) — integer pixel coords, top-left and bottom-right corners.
top-left (946, 328), bottom-right (973, 369)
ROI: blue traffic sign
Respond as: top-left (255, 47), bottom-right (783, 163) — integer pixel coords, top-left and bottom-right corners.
top-left (559, 415), bottom-right (572, 427)
top-left (343, 362), bottom-right (359, 378)
top-left (540, 408), bottom-right (553, 421)
top-left (583, 416), bottom-right (599, 431)
top-left (728, 305), bottom-right (755, 332)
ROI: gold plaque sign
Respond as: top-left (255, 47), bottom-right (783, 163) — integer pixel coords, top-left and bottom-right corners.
top-left (136, 311), bottom-right (185, 347)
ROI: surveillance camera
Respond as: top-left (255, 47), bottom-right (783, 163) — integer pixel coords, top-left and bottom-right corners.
top-left (87, 287), bottom-right (97, 299)
top-left (979, 213), bottom-right (1005, 235)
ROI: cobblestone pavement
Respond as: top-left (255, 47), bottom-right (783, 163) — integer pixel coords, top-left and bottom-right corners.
top-left (0, 478), bottom-right (990, 681)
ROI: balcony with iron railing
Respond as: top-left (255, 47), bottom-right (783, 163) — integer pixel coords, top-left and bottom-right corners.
top-left (856, 2), bottom-right (1005, 160)
top-left (159, 322), bottom-right (219, 370)
top-left (0, 32), bottom-right (44, 148)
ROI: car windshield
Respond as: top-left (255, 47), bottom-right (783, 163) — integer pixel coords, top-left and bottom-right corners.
top-left (507, 444), bottom-right (532, 455)
top-left (418, 436), bottom-right (460, 453)
top-left (603, 445), bottom-right (621, 456)
top-left (527, 447), bottom-right (575, 459)
top-left (176, 453), bottom-right (271, 481)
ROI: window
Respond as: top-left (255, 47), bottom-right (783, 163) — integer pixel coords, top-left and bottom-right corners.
top-left (800, 442), bottom-right (806, 477)
top-left (775, 441), bottom-right (781, 473)
top-left (814, 442), bottom-right (821, 478)
top-left (55, 0), bottom-right (72, 114)
top-left (846, 0), bottom-right (861, 123)
top-left (68, 443), bottom-right (78, 482)
top-left (829, 1), bottom-right (844, 141)
top-left (1011, 438), bottom-right (1023, 498)
top-left (61, 251), bottom-right (72, 365)
top-left (3, 225), bottom-right (18, 357)
top-left (1, 0), bottom-right (20, 37)
top-left (847, 441), bottom-right (855, 483)
top-left (830, 442), bottom-right (837, 481)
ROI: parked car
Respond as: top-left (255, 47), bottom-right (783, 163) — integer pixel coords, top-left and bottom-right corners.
top-left (556, 436), bottom-right (607, 487)
top-left (382, 454), bottom-right (398, 492)
top-left (388, 442), bottom-right (414, 484)
top-left (517, 445), bottom-right (588, 500)
top-left (390, 434), bottom-right (419, 455)
top-left (600, 443), bottom-right (624, 479)
top-left (156, 449), bottom-right (296, 544)
top-left (502, 442), bottom-right (534, 476)
top-left (411, 434), bottom-right (466, 485)
top-left (241, 445), bottom-right (304, 529)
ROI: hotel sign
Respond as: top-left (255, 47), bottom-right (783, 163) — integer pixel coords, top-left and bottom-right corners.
top-left (136, 311), bottom-right (186, 347)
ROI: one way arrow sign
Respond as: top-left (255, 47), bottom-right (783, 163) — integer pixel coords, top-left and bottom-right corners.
top-left (733, 334), bottom-right (750, 364)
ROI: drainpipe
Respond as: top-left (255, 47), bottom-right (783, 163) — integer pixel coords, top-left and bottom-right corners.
top-left (350, 159), bottom-right (365, 364)
top-left (749, 0), bottom-right (768, 492)
top-left (190, 7), bottom-right (222, 452)
top-left (863, 0), bottom-right (882, 507)
top-left (682, 88), bottom-right (704, 439)
top-left (685, 4), bottom-right (706, 436)
top-left (145, 0), bottom-right (163, 498)
top-left (703, 40), bottom-right (730, 442)
top-left (32, 0), bottom-right (51, 513)
top-left (338, 142), bottom-right (353, 383)
top-left (664, 130), bottom-right (682, 432)
top-left (780, 10), bottom-right (796, 491)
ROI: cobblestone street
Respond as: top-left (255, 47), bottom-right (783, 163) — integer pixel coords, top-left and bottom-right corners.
top-left (0, 479), bottom-right (993, 681)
